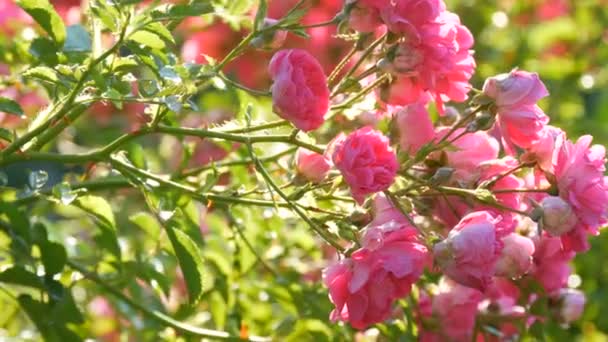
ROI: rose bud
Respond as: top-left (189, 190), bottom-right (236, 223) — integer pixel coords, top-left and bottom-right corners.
top-left (250, 18), bottom-right (287, 50)
top-left (495, 233), bottom-right (535, 278)
top-left (541, 196), bottom-right (578, 236)
top-left (295, 148), bottom-right (331, 184)
top-left (433, 211), bottom-right (501, 290)
top-left (557, 288), bottom-right (586, 324)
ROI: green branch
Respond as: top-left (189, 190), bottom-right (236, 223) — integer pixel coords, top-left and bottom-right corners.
top-left (246, 143), bottom-right (344, 253)
top-left (67, 260), bottom-right (270, 342)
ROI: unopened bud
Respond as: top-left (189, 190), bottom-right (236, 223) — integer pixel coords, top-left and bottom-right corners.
top-left (541, 196), bottom-right (578, 236)
top-left (348, 208), bottom-right (372, 227)
top-left (495, 233), bottom-right (535, 278)
top-left (250, 19), bottom-right (287, 50)
top-left (467, 112), bottom-right (495, 132)
top-left (295, 148), bottom-right (331, 184)
top-left (439, 106), bottom-right (459, 126)
top-left (429, 167), bottom-right (454, 186)
top-left (557, 289), bottom-right (586, 324)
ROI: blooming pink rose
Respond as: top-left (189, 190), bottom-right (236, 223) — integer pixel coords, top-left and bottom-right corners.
top-left (553, 135), bottom-right (608, 252)
top-left (381, 0), bottom-right (445, 38)
top-left (378, 11), bottom-right (475, 110)
top-left (295, 148), bottom-right (331, 184)
top-left (531, 234), bottom-right (575, 294)
top-left (331, 127), bottom-right (398, 203)
top-left (323, 221), bottom-right (428, 329)
top-left (483, 70), bottom-right (550, 149)
top-left (522, 125), bottom-right (564, 172)
top-left (541, 196), bottom-right (578, 236)
top-left (269, 49), bottom-right (330, 131)
top-left (495, 233), bottom-right (535, 278)
top-left (480, 279), bottom-right (526, 339)
top-left (428, 278), bottom-right (483, 341)
top-left (483, 278), bottom-right (524, 317)
top-left (557, 289), bottom-right (585, 324)
top-left (433, 211), bottom-right (501, 290)
top-left (438, 127), bottom-right (500, 182)
top-left (395, 102), bottom-right (436, 156)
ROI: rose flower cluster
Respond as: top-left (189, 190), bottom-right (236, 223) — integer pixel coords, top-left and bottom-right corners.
top-left (0, 0), bottom-right (603, 339)
top-left (261, 0), bottom-right (605, 339)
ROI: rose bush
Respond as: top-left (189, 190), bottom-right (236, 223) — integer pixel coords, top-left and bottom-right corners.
top-left (0, 0), bottom-right (606, 340)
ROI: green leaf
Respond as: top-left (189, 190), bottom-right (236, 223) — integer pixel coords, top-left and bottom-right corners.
top-left (151, 2), bottom-right (213, 20)
top-left (74, 195), bottom-right (120, 259)
top-left (128, 30), bottom-right (166, 50)
top-left (129, 212), bottom-right (161, 237)
top-left (90, 0), bottom-right (119, 32)
top-left (23, 66), bottom-right (59, 83)
top-left (29, 37), bottom-right (60, 65)
top-left (18, 294), bottom-right (83, 342)
top-left (48, 285), bottom-right (85, 325)
top-left (113, 57), bottom-right (139, 73)
top-left (40, 241), bottom-right (67, 275)
top-left (63, 25), bottom-right (92, 52)
top-left (143, 22), bottom-right (175, 44)
top-left (0, 128), bottom-right (13, 142)
top-left (75, 195), bottom-right (116, 229)
top-left (0, 97), bottom-right (24, 117)
top-left (166, 215), bottom-right (205, 304)
top-left (16, 0), bottom-right (66, 45)
top-left (0, 267), bottom-right (44, 289)
top-left (253, 0), bottom-right (267, 32)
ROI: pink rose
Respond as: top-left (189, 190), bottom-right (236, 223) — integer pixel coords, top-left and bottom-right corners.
top-left (541, 196), bottom-right (578, 236)
top-left (438, 127), bottom-right (500, 182)
top-left (381, 0), bottom-right (445, 38)
top-left (269, 49), bottom-right (330, 131)
top-left (433, 211), bottom-right (501, 290)
top-left (428, 278), bottom-right (483, 341)
top-left (483, 70), bottom-right (548, 107)
top-left (495, 233), bottom-right (535, 278)
top-left (366, 193), bottom-right (408, 233)
top-left (553, 135), bottom-right (608, 252)
top-left (323, 221), bottom-right (428, 329)
top-left (295, 148), bottom-right (331, 184)
top-left (395, 102), bottom-right (436, 156)
top-left (483, 278), bottom-right (524, 317)
top-left (378, 11), bottom-right (475, 110)
top-left (482, 70), bottom-right (550, 149)
top-left (531, 234), bottom-right (575, 294)
top-left (522, 125), bottom-right (564, 172)
top-left (480, 279), bottom-right (526, 339)
top-left (331, 127), bottom-right (398, 203)
top-left (557, 289), bottom-right (585, 324)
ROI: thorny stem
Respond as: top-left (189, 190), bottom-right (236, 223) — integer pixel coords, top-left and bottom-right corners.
top-left (330, 73), bottom-right (390, 111)
top-left (0, 124), bottom-right (323, 167)
top-left (384, 190), bottom-right (430, 239)
top-left (0, 23), bottom-right (129, 158)
top-left (328, 45), bottom-right (358, 86)
top-left (331, 33), bottom-right (387, 97)
top-left (246, 143), bottom-right (345, 253)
